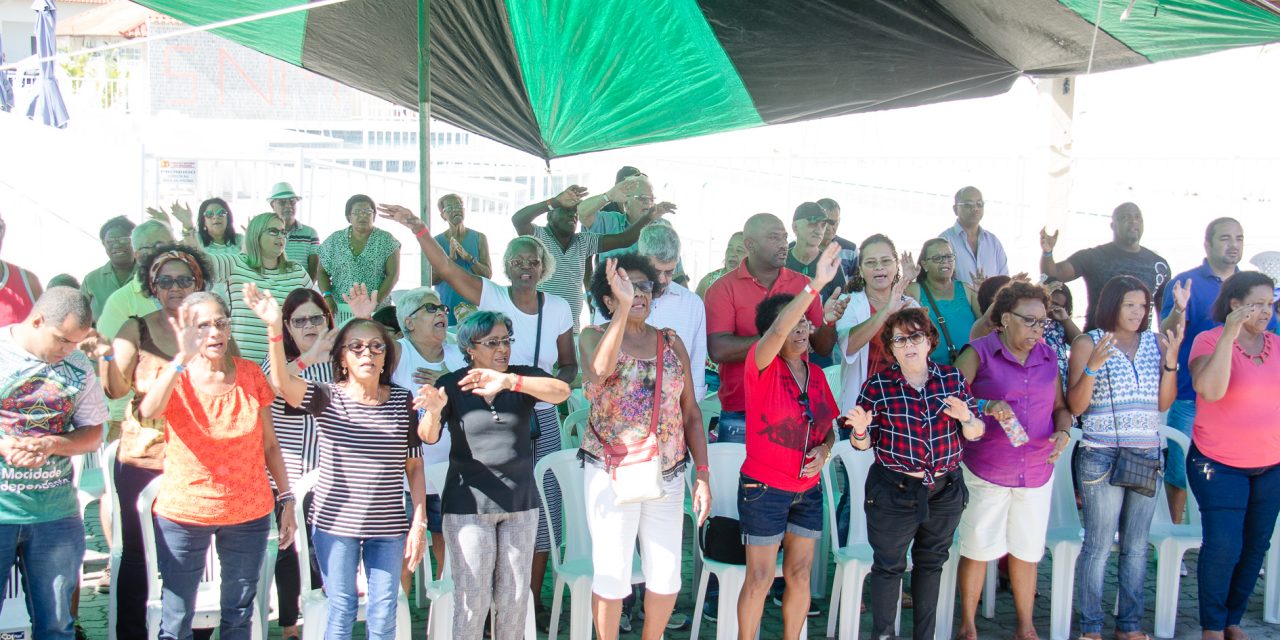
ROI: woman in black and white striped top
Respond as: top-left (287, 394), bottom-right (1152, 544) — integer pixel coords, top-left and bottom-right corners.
top-left (247, 282), bottom-right (429, 640)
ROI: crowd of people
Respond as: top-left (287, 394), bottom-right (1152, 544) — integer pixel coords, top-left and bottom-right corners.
top-left (0, 173), bottom-right (1277, 640)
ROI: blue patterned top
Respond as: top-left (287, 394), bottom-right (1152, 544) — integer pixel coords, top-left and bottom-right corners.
top-left (1079, 329), bottom-right (1162, 449)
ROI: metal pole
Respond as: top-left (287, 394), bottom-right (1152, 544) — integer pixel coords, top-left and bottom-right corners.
top-left (417, 0), bottom-right (432, 287)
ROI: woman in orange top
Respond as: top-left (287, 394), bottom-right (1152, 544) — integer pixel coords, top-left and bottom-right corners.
top-left (138, 291), bottom-right (296, 640)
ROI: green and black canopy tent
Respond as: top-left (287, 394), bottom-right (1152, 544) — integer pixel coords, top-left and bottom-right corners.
top-left (132, 0), bottom-right (1280, 160)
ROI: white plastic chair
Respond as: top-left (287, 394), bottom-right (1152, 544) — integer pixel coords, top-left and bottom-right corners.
top-left (137, 477), bottom-right (277, 640)
top-left (687, 443), bottom-right (807, 640)
top-left (1044, 428), bottom-right (1082, 640)
top-left (101, 441), bottom-right (123, 640)
top-left (1265, 513), bottom-right (1280, 623)
top-left (417, 462), bottom-right (449, 611)
top-left (0, 565), bottom-right (30, 638)
top-left (1148, 425), bottom-right (1201, 639)
top-left (822, 439), bottom-right (876, 640)
top-left (291, 471), bottom-right (412, 640)
top-left (566, 388), bottom-right (587, 414)
top-left (698, 396), bottom-right (721, 435)
top-left (72, 440), bottom-right (107, 519)
top-left (560, 408), bottom-right (589, 451)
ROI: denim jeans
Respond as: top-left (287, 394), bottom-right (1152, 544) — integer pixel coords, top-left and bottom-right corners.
top-left (0, 516), bottom-right (85, 640)
top-left (1073, 446), bottom-right (1159, 634)
top-left (1165, 399), bottom-right (1196, 489)
top-left (864, 464), bottom-right (967, 640)
top-left (155, 514), bottom-right (271, 640)
top-left (312, 527), bottom-right (406, 640)
top-left (716, 411), bottom-right (746, 444)
top-left (1187, 444), bottom-right (1280, 631)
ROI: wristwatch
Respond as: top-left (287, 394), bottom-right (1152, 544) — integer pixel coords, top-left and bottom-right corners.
top-left (1162, 362), bottom-right (1178, 373)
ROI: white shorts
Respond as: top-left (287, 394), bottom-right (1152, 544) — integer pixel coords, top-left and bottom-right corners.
top-left (583, 464), bottom-right (685, 599)
top-left (957, 466), bottom-right (1054, 563)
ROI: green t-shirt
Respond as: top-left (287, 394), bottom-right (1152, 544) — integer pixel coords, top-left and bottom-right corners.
top-left (0, 329), bottom-right (108, 524)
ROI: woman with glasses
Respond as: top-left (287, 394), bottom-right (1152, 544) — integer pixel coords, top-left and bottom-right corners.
top-left (1187, 272), bottom-right (1280, 640)
top-left (196, 197), bottom-right (242, 256)
top-left (136, 291), bottom-right (297, 640)
top-left (1067, 275), bottom-right (1180, 640)
top-left (247, 282), bottom-right (428, 640)
top-left (736, 245), bottom-right (842, 640)
top-left (577, 254), bottom-right (712, 639)
top-left (97, 244), bottom-right (212, 639)
top-left (417, 311), bottom-right (570, 639)
top-left (844, 307), bottom-right (984, 640)
top-left (377, 203), bottom-right (578, 616)
top-left (318, 194), bottom-right (401, 323)
top-left (951, 281), bottom-right (1073, 640)
top-left (905, 238), bottom-right (979, 366)
top-left (390, 287), bottom-right (467, 589)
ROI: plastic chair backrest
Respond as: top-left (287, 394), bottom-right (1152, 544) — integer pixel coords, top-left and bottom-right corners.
top-left (704, 443), bottom-right (746, 520)
top-left (822, 439), bottom-right (874, 549)
top-left (138, 477), bottom-right (224, 595)
top-left (1046, 428), bottom-right (1082, 532)
top-left (293, 470), bottom-right (322, 592)
top-left (698, 396), bottom-right (721, 434)
top-left (1154, 425), bottom-right (1199, 526)
top-left (567, 388), bottom-right (587, 415)
top-left (103, 441), bottom-right (122, 552)
top-left (823, 365), bottom-right (842, 397)
top-left (561, 408), bottom-right (588, 451)
top-left (533, 450), bottom-right (591, 571)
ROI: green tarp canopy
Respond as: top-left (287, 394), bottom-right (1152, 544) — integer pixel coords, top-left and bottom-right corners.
top-left (133, 0), bottom-right (1280, 159)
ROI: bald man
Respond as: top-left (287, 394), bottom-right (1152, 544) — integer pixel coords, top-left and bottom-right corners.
top-left (938, 186), bottom-right (1009, 284)
top-left (1041, 202), bottom-right (1170, 330)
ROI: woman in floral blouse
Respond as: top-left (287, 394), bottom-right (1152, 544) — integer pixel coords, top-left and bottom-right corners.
top-left (317, 194), bottom-right (400, 323)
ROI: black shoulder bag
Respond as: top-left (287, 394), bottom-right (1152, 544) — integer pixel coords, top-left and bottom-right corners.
top-left (1104, 347), bottom-right (1161, 497)
top-left (919, 282), bottom-right (959, 362)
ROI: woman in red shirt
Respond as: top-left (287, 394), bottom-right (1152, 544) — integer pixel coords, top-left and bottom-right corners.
top-left (736, 244), bottom-right (841, 640)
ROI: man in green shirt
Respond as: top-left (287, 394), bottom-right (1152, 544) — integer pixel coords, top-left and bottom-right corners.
top-left (269, 181), bottom-right (321, 280)
top-left (95, 220), bottom-right (174, 339)
top-left (82, 216), bottom-right (137, 323)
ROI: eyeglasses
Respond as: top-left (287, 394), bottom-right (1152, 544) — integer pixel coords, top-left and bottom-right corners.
top-left (861, 257), bottom-right (898, 270)
top-left (509, 258), bottom-right (542, 269)
top-left (473, 336), bottom-right (515, 349)
top-left (409, 302), bottom-right (447, 317)
top-left (262, 228), bottom-right (284, 238)
top-left (349, 207), bottom-right (375, 218)
top-left (956, 200), bottom-right (985, 209)
top-left (154, 275), bottom-right (196, 290)
top-left (925, 253), bottom-right (956, 264)
top-left (104, 236), bottom-right (132, 247)
top-left (628, 195), bottom-right (655, 206)
top-left (197, 318), bottom-right (231, 331)
top-left (889, 331), bottom-right (928, 347)
top-left (344, 340), bottom-right (387, 355)
top-left (631, 279), bottom-right (654, 294)
top-left (289, 314), bottom-right (327, 329)
top-left (1008, 311), bottom-right (1052, 330)
top-left (202, 209), bottom-right (227, 219)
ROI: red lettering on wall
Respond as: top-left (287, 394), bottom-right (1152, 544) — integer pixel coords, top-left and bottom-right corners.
top-left (216, 47), bottom-right (272, 107)
top-left (161, 45), bottom-right (197, 106)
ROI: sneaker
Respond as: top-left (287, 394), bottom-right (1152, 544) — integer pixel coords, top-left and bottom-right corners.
top-left (667, 613), bottom-right (691, 630)
top-left (702, 599), bottom-right (718, 622)
top-left (94, 565), bottom-right (112, 593)
top-left (619, 612), bottom-right (632, 633)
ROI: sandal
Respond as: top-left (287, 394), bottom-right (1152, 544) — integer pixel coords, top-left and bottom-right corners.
top-left (1114, 631), bottom-right (1151, 640)
top-left (1014, 630), bottom-right (1040, 640)
top-left (282, 625), bottom-right (300, 640)
top-left (954, 629), bottom-right (977, 640)
top-left (1225, 626), bottom-right (1250, 640)
top-left (1077, 634), bottom-right (1103, 640)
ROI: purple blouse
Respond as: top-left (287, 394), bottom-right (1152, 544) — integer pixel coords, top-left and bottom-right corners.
top-left (963, 332), bottom-right (1059, 488)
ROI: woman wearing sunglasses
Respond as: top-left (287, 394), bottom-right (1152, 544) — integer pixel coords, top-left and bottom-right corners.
top-left (389, 287), bottom-right (467, 592)
top-left (247, 282), bottom-right (428, 640)
top-left (577, 254), bottom-right (711, 639)
top-left (844, 307), bottom-right (985, 640)
top-left (96, 244), bottom-right (213, 638)
top-left (417, 310), bottom-right (569, 639)
top-left (195, 197), bottom-right (242, 256)
top-left (951, 281), bottom-right (1073, 640)
top-left (735, 244), bottom-right (842, 640)
top-left (377, 203), bottom-right (578, 616)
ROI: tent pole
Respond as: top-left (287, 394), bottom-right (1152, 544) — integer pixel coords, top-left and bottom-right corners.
top-left (418, 0), bottom-right (432, 287)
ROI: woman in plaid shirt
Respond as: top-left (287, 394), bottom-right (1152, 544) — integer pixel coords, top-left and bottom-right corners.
top-left (845, 307), bottom-right (985, 640)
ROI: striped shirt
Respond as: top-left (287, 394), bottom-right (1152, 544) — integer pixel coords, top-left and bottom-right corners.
top-left (302, 381), bottom-right (421, 537)
top-left (284, 223), bottom-right (321, 267)
top-left (206, 254), bottom-right (313, 363)
top-left (532, 225), bottom-right (600, 331)
top-left (261, 358), bottom-right (332, 486)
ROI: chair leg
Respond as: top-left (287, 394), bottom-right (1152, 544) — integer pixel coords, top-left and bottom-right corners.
top-left (936, 549), bottom-right (960, 640)
top-left (827, 565), bottom-right (844, 639)
top-left (1152, 541), bottom-right (1184, 639)
top-left (981, 560), bottom-right (997, 619)
top-left (524, 597), bottom-right (537, 640)
top-left (548, 578), bottom-right (565, 640)
top-left (1048, 542), bottom-right (1079, 640)
top-left (716, 569), bottom-right (745, 640)
top-left (569, 578), bottom-right (593, 640)
top-left (691, 569), bottom-right (710, 640)
top-left (1267, 525), bottom-right (1280, 623)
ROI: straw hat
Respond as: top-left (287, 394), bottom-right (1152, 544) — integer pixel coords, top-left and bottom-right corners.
top-left (267, 182), bottom-right (301, 201)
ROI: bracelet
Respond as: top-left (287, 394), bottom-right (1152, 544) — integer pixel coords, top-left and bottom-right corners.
top-left (101, 354), bottom-right (114, 362)
top-left (294, 359), bottom-right (309, 373)
top-left (512, 375), bottom-right (523, 392)
top-left (1083, 365), bottom-right (1099, 377)
top-left (322, 290), bottom-right (334, 298)
top-left (545, 199), bottom-right (556, 212)
top-left (803, 283), bottom-right (819, 297)
top-left (276, 491), bottom-right (295, 506)
top-left (268, 333), bottom-right (284, 343)
top-left (852, 430), bottom-right (869, 441)
top-left (975, 399), bottom-right (988, 414)
top-left (1042, 250), bottom-right (1053, 258)
top-left (414, 226), bottom-right (430, 238)
top-left (171, 362), bottom-right (186, 374)
top-left (1162, 362), bottom-right (1178, 373)
top-left (601, 193), bottom-right (611, 205)
top-left (696, 464), bottom-right (709, 473)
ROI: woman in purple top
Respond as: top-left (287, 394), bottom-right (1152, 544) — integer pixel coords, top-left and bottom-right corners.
top-left (952, 281), bottom-right (1073, 640)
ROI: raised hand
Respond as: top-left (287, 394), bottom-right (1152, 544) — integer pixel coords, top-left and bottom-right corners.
top-left (605, 176), bottom-right (642, 203)
top-left (1159, 321), bottom-right (1186, 366)
top-left (898, 251), bottom-right (919, 284)
top-left (604, 258), bottom-right (634, 306)
top-left (843, 406), bottom-right (874, 434)
top-left (449, 237), bottom-right (474, 263)
top-left (1170, 279), bottom-right (1193, 312)
top-left (1087, 332), bottom-right (1117, 371)
top-left (1040, 227), bottom-right (1059, 253)
top-left (1011, 272), bottom-right (1031, 283)
top-left (1223, 303), bottom-right (1256, 340)
top-left (376, 204), bottom-right (425, 233)
top-left (169, 201), bottom-right (194, 230)
top-left (242, 282), bottom-right (282, 326)
top-left (413, 367), bottom-right (445, 387)
top-left (813, 242), bottom-right (841, 288)
top-left (887, 277), bottom-right (911, 314)
top-left (551, 185), bottom-right (589, 209)
top-left (145, 206), bottom-right (170, 224)
top-left (78, 329), bottom-right (113, 360)
top-left (343, 283), bottom-right (377, 320)
top-left (413, 385), bottom-right (448, 415)
top-left (940, 396), bottom-right (975, 423)
top-left (823, 293), bottom-right (850, 326)
top-left (458, 368), bottom-right (516, 403)
top-left (651, 201), bottom-right (678, 218)
top-left (1049, 304), bottom-right (1071, 322)
top-left (168, 305), bottom-right (209, 364)
top-left (300, 328), bottom-right (339, 368)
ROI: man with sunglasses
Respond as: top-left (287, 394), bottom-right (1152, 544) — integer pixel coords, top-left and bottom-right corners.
top-left (83, 216), bottom-right (137, 322)
top-left (938, 186), bottom-right (1010, 285)
top-left (95, 220), bottom-right (176, 339)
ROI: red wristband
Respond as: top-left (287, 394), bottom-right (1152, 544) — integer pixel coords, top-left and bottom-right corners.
top-left (696, 464), bottom-right (709, 473)
top-left (268, 334), bottom-right (284, 343)
top-left (804, 284), bottom-right (818, 297)
top-left (414, 226), bottom-right (430, 238)
top-left (294, 359), bottom-right (308, 373)
top-left (512, 375), bottom-right (523, 392)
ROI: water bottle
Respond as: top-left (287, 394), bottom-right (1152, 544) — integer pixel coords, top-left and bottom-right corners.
top-left (999, 413), bottom-right (1030, 448)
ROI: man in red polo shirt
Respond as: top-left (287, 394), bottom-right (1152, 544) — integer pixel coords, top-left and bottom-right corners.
top-left (706, 213), bottom-right (839, 444)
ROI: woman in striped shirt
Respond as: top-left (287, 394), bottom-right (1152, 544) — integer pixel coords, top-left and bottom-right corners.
top-left (248, 282), bottom-right (428, 640)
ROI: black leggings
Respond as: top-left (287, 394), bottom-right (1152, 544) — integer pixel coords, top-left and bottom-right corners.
top-left (114, 460), bottom-right (162, 639)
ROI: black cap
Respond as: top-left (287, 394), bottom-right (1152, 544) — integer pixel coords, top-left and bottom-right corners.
top-left (615, 166), bottom-right (643, 183)
top-left (793, 201), bottom-right (828, 222)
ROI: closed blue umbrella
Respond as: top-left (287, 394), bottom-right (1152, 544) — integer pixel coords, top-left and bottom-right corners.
top-left (24, 0), bottom-right (67, 127)
top-left (0, 34), bottom-right (13, 112)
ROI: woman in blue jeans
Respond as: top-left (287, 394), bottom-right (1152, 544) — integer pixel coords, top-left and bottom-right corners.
top-left (1066, 276), bottom-right (1181, 640)
top-left (1186, 271), bottom-right (1280, 640)
top-left (250, 283), bottom-right (428, 639)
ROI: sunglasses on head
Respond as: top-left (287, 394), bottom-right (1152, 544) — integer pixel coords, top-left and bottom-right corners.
top-left (344, 340), bottom-right (387, 355)
top-left (289, 314), bottom-right (327, 329)
top-left (154, 275), bottom-right (196, 290)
